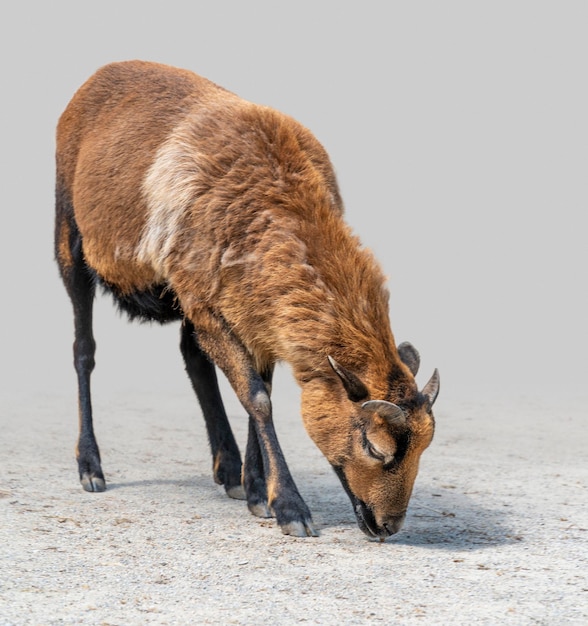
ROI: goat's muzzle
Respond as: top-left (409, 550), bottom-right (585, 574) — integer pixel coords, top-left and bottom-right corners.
top-left (354, 501), bottom-right (406, 539)
top-left (333, 465), bottom-right (406, 540)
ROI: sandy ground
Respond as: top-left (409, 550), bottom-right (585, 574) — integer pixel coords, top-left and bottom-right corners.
top-left (1, 384), bottom-right (587, 625)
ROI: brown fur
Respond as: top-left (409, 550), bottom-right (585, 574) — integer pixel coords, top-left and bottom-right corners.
top-left (56, 60), bottom-right (439, 538)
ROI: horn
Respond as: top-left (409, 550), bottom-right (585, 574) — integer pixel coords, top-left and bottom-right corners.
top-left (422, 369), bottom-right (440, 405)
top-left (397, 341), bottom-right (420, 375)
top-left (362, 400), bottom-right (406, 427)
top-left (327, 356), bottom-right (369, 402)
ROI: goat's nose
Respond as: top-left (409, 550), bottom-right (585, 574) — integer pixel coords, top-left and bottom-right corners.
top-left (383, 513), bottom-right (406, 536)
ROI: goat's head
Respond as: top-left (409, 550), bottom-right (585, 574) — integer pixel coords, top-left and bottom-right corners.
top-left (301, 342), bottom-right (440, 540)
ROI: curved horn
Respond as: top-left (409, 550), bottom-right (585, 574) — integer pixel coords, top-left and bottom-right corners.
top-left (397, 341), bottom-right (420, 376)
top-left (422, 368), bottom-right (440, 405)
top-left (327, 356), bottom-right (369, 402)
top-left (362, 400), bottom-right (406, 427)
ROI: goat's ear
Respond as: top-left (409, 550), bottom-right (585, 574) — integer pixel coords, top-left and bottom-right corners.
top-left (397, 341), bottom-right (420, 376)
top-left (327, 356), bottom-right (369, 402)
top-left (422, 369), bottom-right (440, 406)
top-left (362, 400), bottom-right (406, 427)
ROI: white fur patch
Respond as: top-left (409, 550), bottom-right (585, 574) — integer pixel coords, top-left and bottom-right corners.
top-left (136, 130), bottom-right (201, 279)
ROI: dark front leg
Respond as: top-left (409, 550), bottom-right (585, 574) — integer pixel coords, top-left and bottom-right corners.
top-left (244, 366), bottom-right (273, 518)
top-left (180, 321), bottom-right (244, 499)
top-left (246, 376), bottom-right (317, 536)
top-left (244, 416), bottom-right (271, 518)
top-left (189, 309), bottom-right (317, 537)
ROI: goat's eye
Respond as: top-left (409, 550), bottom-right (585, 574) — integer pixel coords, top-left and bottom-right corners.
top-left (364, 440), bottom-right (386, 462)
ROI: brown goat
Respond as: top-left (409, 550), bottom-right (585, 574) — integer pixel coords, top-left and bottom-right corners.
top-left (55, 60), bottom-right (440, 539)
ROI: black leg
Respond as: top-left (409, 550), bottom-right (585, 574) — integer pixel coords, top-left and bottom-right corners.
top-left (56, 206), bottom-right (104, 492)
top-left (244, 416), bottom-right (270, 516)
top-left (180, 320), bottom-right (245, 499)
top-left (72, 273), bottom-right (104, 492)
top-left (244, 366), bottom-right (274, 518)
top-left (188, 309), bottom-right (317, 536)
top-left (245, 372), bottom-right (317, 536)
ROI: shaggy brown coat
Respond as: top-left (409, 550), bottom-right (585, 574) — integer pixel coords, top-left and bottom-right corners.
top-left (55, 60), bottom-right (439, 539)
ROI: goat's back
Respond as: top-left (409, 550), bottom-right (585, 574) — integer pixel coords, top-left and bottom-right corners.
top-left (56, 61), bottom-right (239, 289)
top-left (55, 61), bottom-right (351, 346)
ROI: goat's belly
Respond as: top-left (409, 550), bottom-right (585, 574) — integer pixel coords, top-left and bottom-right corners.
top-left (94, 273), bottom-right (183, 324)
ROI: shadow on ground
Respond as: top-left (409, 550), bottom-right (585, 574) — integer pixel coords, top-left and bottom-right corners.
top-left (300, 470), bottom-right (522, 550)
top-left (100, 469), bottom-right (522, 551)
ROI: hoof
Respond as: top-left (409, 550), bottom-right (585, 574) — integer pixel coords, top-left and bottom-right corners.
top-left (248, 501), bottom-right (272, 518)
top-left (225, 484), bottom-right (247, 500)
top-left (212, 452), bottom-right (243, 489)
top-left (81, 474), bottom-right (106, 492)
top-left (280, 520), bottom-right (319, 537)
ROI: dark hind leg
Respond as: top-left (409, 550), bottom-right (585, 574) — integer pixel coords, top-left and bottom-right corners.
top-left (55, 203), bottom-right (104, 492)
top-left (180, 320), bottom-right (245, 499)
top-left (244, 366), bottom-right (274, 518)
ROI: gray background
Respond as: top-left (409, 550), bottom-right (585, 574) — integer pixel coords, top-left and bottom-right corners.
top-left (2, 3), bottom-right (586, 415)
